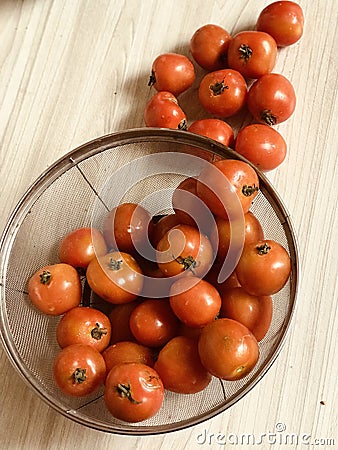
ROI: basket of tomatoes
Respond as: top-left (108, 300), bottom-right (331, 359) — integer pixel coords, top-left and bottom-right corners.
top-left (0, 127), bottom-right (299, 434)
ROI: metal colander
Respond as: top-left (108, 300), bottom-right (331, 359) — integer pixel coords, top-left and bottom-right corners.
top-left (0, 128), bottom-right (299, 435)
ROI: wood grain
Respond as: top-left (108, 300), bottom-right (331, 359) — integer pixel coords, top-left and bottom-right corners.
top-left (0, 1), bottom-right (337, 449)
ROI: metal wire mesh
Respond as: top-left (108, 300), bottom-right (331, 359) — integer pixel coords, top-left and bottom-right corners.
top-left (0, 128), bottom-right (299, 435)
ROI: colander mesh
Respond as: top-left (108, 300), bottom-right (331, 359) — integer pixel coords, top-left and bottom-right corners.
top-left (0, 129), bottom-right (298, 434)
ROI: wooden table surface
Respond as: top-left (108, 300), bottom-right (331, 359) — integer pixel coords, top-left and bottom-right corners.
top-left (0, 1), bottom-right (337, 449)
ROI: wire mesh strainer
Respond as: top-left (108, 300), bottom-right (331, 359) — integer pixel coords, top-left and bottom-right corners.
top-left (0, 128), bottom-right (299, 435)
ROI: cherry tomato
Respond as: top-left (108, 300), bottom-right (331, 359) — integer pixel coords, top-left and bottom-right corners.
top-left (86, 251), bottom-right (144, 304)
top-left (243, 211), bottom-right (264, 245)
top-left (156, 224), bottom-right (214, 278)
top-left (104, 362), bottom-right (164, 422)
top-left (58, 227), bottom-right (107, 269)
top-left (205, 264), bottom-right (241, 294)
top-left (219, 287), bottom-right (272, 341)
top-left (235, 123), bottom-right (287, 171)
top-left (227, 31), bottom-right (277, 79)
top-left (28, 263), bottom-right (82, 315)
top-left (247, 73), bottom-right (296, 125)
top-left (257, 1), bottom-right (304, 47)
top-left (154, 336), bottom-right (212, 394)
top-left (144, 91), bottom-right (187, 129)
top-left (53, 344), bottom-right (106, 397)
top-left (148, 53), bottom-right (195, 96)
top-left (109, 300), bottom-right (141, 343)
top-left (169, 276), bottom-right (221, 328)
top-left (235, 239), bottom-right (291, 296)
top-left (56, 306), bottom-right (111, 352)
top-left (196, 159), bottom-right (259, 219)
top-left (150, 214), bottom-right (182, 248)
top-left (103, 202), bottom-right (152, 255)
top-left (188, 119), bottom-right (234, 147)
top-left (190, 24), bottom-right (231, 71)
top-left (129, 298), bottom-right (179, 347)
top-left (198, 318), bottom-right (259, 380)
top-left (102, 341), bottom-right (155, 372)
top-left (198, 69), bottom-right (247, 118)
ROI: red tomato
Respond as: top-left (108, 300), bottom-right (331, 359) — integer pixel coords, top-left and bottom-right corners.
top-left (103, 202), bottom-right (152, 255)
top-left (198, 318), bottom-right (259, 380)
top-left (198, 69), bottom-right (247, 118)
top-left (53, 344), bottom-right (106, 397)
top-left (102, 341), bottom-right (155, 372)
top-left (247, 73), bottom-right (296, 125)
top-left (154, 336), bottom-right (212, 394)
top-left (56, 306), bottom-right (111, 352)
top-left (235, 123), bottom-right (287, 171)
top-left (104, 362), bottom-right (164, 422)
top-left (235, 239), bottom-right (291, 296)
top-left (169, 276), bottom-right (221, 328)
top-left (28, 263), bottom-right (82, 315)
top-left (150, 214), bottom-right (182, 248)
top-left (129, 298), bottom-right (179, 347)
top-left (190, 24), bottom-right (231, 71)
top-left (243, 211), bottom-right (264, 245)
top-left (156, 224), bottom-right (214, 278)
top-left (227, 31), bottom-right (277, 79)
top-left (58, 227), bottom-right (107, 269)
top-left (144, 91), bottom-right (187, 129)
top-left (86, 251), bottom-right (144, 304)
top-left (109, 301), bottom-right (141, 343)
top-left (205, 264), bottom-right (241, 294)
top-left (148, 53), bottom-right (195, 96)
top-left (188, 119), bottom-right (234, 147)
top-left (219, 287), bottom-right (272, 341)
top-left (196, 159), bottom-right (259, 219)
top-left (257, 1), bottom-right (304, 47)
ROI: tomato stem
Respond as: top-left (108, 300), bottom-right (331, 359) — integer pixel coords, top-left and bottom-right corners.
top-left (108, 258), bottom-right (123, 270)
top-left (256, 243), bottom-right (271, 255)
top-left (91, 323), bottom-right (108, 340)
top-left (39, 270), bottom-right (51, 285)
top-left (116, 383), bottom-right (142, 404)
top-left (238, 44), bottom-right (253, 62)
top-left (175, 255), bottom-right (197, 274)
top-left (261, 109), bottom-right (277, 126)
top-left (148, 70), bottom-right (156, 87)
top-left (242, 184), bottom-right (259, 197)
top-left (210, 80), bottom-right (229, 96)
top-left (73, 368), bottom-right (87, 384)
top-left (178, 119), bottom-right (188, 130)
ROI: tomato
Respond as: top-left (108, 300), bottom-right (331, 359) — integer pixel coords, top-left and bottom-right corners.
top-left (227, 31), bottom-right (277, 79)
top-left (28, 263), bottom-right (82, 315)
top-left (58, 227), bottom-right (107, 269)
top-left (235, 239), bottom-right (291, 296)
top-left (247, 73), bottom-right (296, 125)
top-left (198, 318), bottom-right (259, 380)
top-left (103, 341), bottom-right (155, 372)
top-left (129, 298), bottom-right (179, 347)
top-left (56, 306), bottom-right (111, 352)
top-left (219, 287), bottom-right (272, 341)
top-left (144, 91), bottom-right (187, 129)
top-left (205, 264), bottom-right (241, 293)
top-left (198, 69), bottom-right (247, 118)
top-left (257, 1), bottom-right (304, 47)
top-left (210, 211), bottom-right (264, 263)
top-left (109, 300), bottom-right (141, 343)
top-left (104, 362), bottom-right (164, 422)
top-left (235, 123), bottom-right (287, 171)
top-left (150, 214), bottom-right (182, 248)
top-left (154, 336), bottom-right (211, 394)
top-left (102, 202), bottom-right (152, 255)
top-left (188, 119), bottom-right (234, 148)
top-left (53, 344), bottom-right (106, 397)
top-left (86, 251), bottom-right (144, 304)
top-left (196, 159), bottom-right (259, 219)
top-left (156, 224), bottom-right (214, 278)
top-left (148, 53), bottom-right (195, 96)
top-left (190, 24), bottom-right (231, 71)
top-left (169, 276), bottom-right (221, 328)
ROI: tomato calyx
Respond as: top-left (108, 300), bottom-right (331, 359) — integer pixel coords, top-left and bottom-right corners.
top-left (178, 119), bottom-right (188, 130)
top-left (116, 382), bottom-right (142, 404)
top-left (238, 44), bottom-right (253, 63)
top-left (256, 243), bottom-right (271, 255)
top-left (261, 109), bottom-right (277, 126)
top-left (210, 80), bottom-right (229, 96)
top-left (242, 184), bottom-right (259, 197)
top-left (108, 258), bottom-right (123, 270)
top-left (73, 367), bottom-right (87, 384)
top-left (39, 270), bottom-right (52, 285)
top-left (175, 255), bottom-right (197, 274)
top-left (148, 70), bottom-right (156, 87)
top-left (91, 323), bottom-right (108, 340)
